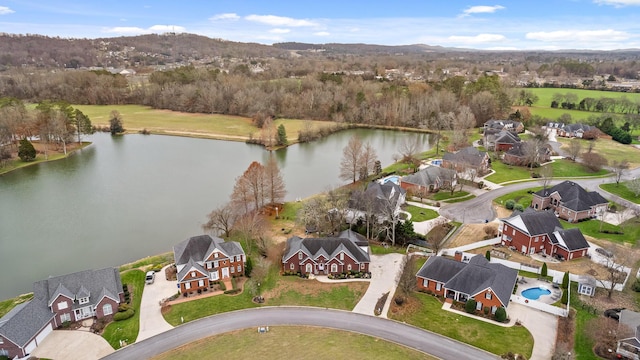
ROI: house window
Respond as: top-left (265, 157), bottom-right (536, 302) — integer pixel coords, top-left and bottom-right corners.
top-left (491, 306), bottom-right (497, 314)
top-left (512, 229), bottom-right (515, 236)
top-left (290, 263), bottom-right (295, 270)
top-left (198, 280), bottom-right (204, 287)
top-left (231, 266), bottom-right (235, 273)
top-left (485, 292), bottom-right (492, 300)
top-left (305, 264), bottom-right (312, 273)
top-left (78, 297), bottom-right (89, 305)
top-left (185, 283), bottom-right (191, 290)
top-left (103, 303), bottom-right (113, 316)
top-left (534, 237), bottom-right (538, 242)
top-left (206, 262), bottom-right (212, 269)
top-left (423, 279), bottom-right (429, 287)
top-left (191, 271), bottom-right (196, 277)
top-left (215, 253), bottom-right (219, 258)
top-left (60, 312), bottom-right (71, 323)
top-left (211, 271), bottom-right (219, 280)
top-left (347, 264), bottom-right (352, 271)
top-left (340, 253), bottom-right (344, 261)
top-left (298, 252), bottom-right (303, 260)
top-left (436, 283), bottom-right (442, 291)
top-left (476, 301), bottom-right (483, 311)
top-left (330, 264), bottom-right (337, 272)
top-left (58, 301), bottom-right (68, 310)
top-left (0, 337), bottom-right (3, 344)
top-left (360, 263), bottom-right (365, 270)
top-left (237, 265), bottom-right (242, 273)
top-left (236, 255), bottom-right (242, 262)
top-left (214, 260), bottom-right (219, 268)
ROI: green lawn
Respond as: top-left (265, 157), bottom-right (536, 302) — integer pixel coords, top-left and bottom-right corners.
top-left (549, 159), bottom-right (609, 178)
top-left (370, 244), bottom-right (406, 255)
top-left (557, 137), bottom-right (640, 169)
top-left (404, 205), bottom-right (439, 222)
top-left (390, 293), bottom-right (533, 358)
top-left (485, 158), bottom-right (609, 184)
top-left (119, 252), bottom-right (174, 272)
top-left (432, 191), bottom-right (470, 201)
top-left (0, 293), bottom-right (33, 318)
top-left (163, 287), bottom-right (259, 326)
top-left (102, 269), bottom-right (145, 349)
top-left (494, 187), bottom-right (543, 209)
top-left (266, 276), bottom-right (368, 310)
top-left (0, 142), bottom-right (91, 176)
top-left (601, 182), bottom-right (640, 204)
top-left (560, 218), bottom-right (640, 245)
top-left (523, 88), bottom-right (640, 108)
top-left (569, 284), bottom-right (599, 360)
top-left (150, 326), bottom-right (435, 360)
top-left (485, 160), bottom-right (535, 184)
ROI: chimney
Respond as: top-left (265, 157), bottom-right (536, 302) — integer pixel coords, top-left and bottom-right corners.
top-left (454, 251), bottom-right (463, 262)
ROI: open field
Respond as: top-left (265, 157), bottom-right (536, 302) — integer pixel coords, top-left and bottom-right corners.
top-left (389, 292), bottom-right (533, 358)
top-left (601, 182), bottom-right (640, 204)
top-left (523, 88), bottom-right (640, 108)
top-left (558, 137), bottom-right (640, 168)
top-left (150, 326), bottom-right (435, 360)
top-left (74, 104), bottom-right (337, 142)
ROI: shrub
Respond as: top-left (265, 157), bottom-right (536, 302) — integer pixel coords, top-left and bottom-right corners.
top-left (505, 199), bottom-right (516, 210)
top-left (245, 257), bottom-right (253, 277)
top-left (561, 272), bottom-right (569, 290)
top-left (113, 308), bottom-right (135, 321)
top-left (485, 250), bottom-right (491, 261)
top-left (118, 303), bottom-right (131, 312)
top-left (484, 306), bottom-right (490, 315)
top-left (18, 138), bottom-right (36, 162)
top-left (224, 289), bottom-right (241, 295)
top-left (633, 278), bottom-right (640, 292)
top-left (514, 204), bottom-right (525, 212)
top-left (541, 263), bottom-right (548, 277)
top-left (465, 299), bottom-right (477, 314)
top-left (561, 290), bottom-right (568, 305)
top-left (494, 307), bottom-right (507, 322)
top-left (219, 281), bottom-right (227, 291)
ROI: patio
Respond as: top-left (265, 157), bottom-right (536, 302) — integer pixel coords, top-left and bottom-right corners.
top-left (515, 277), bottom-right (562, 305)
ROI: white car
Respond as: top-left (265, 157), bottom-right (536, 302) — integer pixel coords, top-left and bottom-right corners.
top-left (145, 271), bottom-right (155, 284)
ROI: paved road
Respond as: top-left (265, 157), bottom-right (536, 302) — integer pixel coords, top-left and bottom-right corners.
top-left (100, 307), bottom-right (498, 360)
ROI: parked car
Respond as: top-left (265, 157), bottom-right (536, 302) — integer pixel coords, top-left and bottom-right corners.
top-left (145, 271), bottom-right (155, 285)
top-left (596, 248), bottom-right (614, 258)
top-left (604, 308), bottom-right (625, 321)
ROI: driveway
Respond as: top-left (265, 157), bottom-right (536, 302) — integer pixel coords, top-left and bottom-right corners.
top-left (31, 330), bottom-right (114, 360)
top-left (507, 303), bottom-right (559, 360)
top-left (352, 253), bottom-right (404, 317)
top-left (137, 265), bottom-right (177, 341)
top-left (101, 307), bottom-right (499, 360)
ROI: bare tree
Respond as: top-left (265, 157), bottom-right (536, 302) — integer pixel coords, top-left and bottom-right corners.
top-left (540, 165), bottom-right (553, 191)
top-left (245, 257), bottom-right (271, 296)
top-left (451, 106), bottom-right (476, 150)
top-left (582, 152), bottom-right (608, 172)
top-left (359, 142), bottom-right (378, 180)
top-left (612, 159), bottom-right (629, 185)
top-left (202, 203), bottom-right (238, 238)
top-left (396, 255), bottom-right (417, 297)
top-left (340, 135), bottom-right (363, 183)
top-left (233, 211), bottom-right (268, 256)
top-left (595, 250), bottom-right (629, 299)
top-left (586, 317), bottom-right (633, 355)
top-left (264, 154), bottom-right (286, 205)
top-left (398, 136), bottom-right (421, 166)
top-left (567, 139), bottom-right (582, 161)
top-left (231, 161), bottom-right (267, 214)
top-left (628, 177), bottom-right (640, 197)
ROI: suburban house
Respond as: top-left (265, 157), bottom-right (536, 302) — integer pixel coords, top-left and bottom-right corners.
top-left (399, 166), bottom-right (457, 194)
top-left (499, 209), bottom-right (590, 260)
top-left (531, 181), bottom-right (608, 222)
top-left (547, 122), bottom-right (597, 139)
top-left (442, 147), bottom-right (490, 176)
top-left (347, 182), bottom-right (406, 223)
top-left (616, 310), bottom-right (640, 360)
top-left (484, 119), bottom-right (524, 133)
top-left (502, 142), bottom-right (551, 167)
top-left (416, 254), bottom-right (518, 314)
top-left (282, 230), bottom-right (370, 276)
top-left (0, 268), bottom-right (123, 359)
top-left (173, 234), bottom-right (246, 295)
top-left (484, 130), bottom-right (521, 152)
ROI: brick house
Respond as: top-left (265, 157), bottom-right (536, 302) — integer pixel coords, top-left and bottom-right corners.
top-left (484, 119), bottom-right (524, 133)
top-left (400, 166), bottom-right (457, 194)
top-left (502, 142), bottom-right (551, 167)
top-left (0, 268), bottom-right (123, 359)
top-left (416, 254), bottom-right (517, 313)
top-left (499, 209), bottom-right (590, 260)
top-left (484, 130), bottom-right (521, 152)
top-left (442, 147), bottom-right (490, 176)
top-left (173, 235), bottom-right (246, 295)
top-left (531, 181), bottom-right (608, 222)
top-left (282, 230), bottom-right (370, 276)
top-left (348, 182), bottom-right (406, 223)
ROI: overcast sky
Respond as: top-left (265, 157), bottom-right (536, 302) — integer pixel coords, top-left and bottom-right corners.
top-left (1, 0), bottom-right (640, 50)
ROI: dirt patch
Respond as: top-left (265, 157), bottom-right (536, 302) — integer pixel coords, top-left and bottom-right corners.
top-left (554, 308), bottom-right (575, 359)
top-left (446, 223), bottom-right (499, 248)
top-left (388, 292), bottom-right (424, 316)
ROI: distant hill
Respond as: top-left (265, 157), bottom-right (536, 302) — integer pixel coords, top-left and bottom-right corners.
top-left (272, 42), bottom-right (455, 54)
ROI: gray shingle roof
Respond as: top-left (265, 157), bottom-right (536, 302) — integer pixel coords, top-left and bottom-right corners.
top-left (33, 268), bottom-right (123, 309)
top-left (282, 234), bottom-right (370, 264)
top-left (549, 227), bottom-right (590, 251)
top-left (0, 299), bottom-right (55, 348)
top-left (503, 209), bottom-right (561, 236)
top-left (494, 130), bottom-right (521, 144)
top-left (177, 258), bottom-right (209, 281)
top-left (443, 147), bottom-right (487, 167)
top-left (416, 256), bottom-right (467, 283)
top-left (401, 166), bottom-right (456, 188)
top-left (348, 182), bottom-right (406, 214)
top-left (534, 181), bottom-right (608, 212)
top-left (173, 235), bottom-right (245, 267)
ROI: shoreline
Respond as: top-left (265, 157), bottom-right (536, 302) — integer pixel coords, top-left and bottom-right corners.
top-left (0, 141), bottom-right (92, 177)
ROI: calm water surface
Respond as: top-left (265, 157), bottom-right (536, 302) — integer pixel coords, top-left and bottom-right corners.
top-left (0, 129), bottom-right (431, 299)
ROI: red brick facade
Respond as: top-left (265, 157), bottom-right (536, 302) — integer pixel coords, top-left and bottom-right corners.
top-left (283, 250), bottom-right (369, 275)
top-left (500, 222), bottom-right (588, 260)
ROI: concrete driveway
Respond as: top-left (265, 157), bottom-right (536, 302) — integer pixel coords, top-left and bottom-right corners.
top-left (137, 265), bottom-right (177, 341)
top-left (352, 253), bottom-right (404, 317)
top-left (508, 302), bottom-right (559, 360)
top-left (31, 330), bottom-right (114, 360)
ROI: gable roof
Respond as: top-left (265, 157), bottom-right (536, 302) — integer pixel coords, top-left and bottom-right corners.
top-left (0, 299), bottom-right (55, 349)
top-left (173, 234), bottom-right (245, 266)
top-left (401, 166), bottom-right (456, 188)
top-left (348, 182), bottom-right (406, 213)
top-left (494, 130), bottom-right (521, 144)
top-left (177, 258), bottom-right (209, 281)
top-left (283, 234), bottom-right (370, 264)
top-left (443, 147), bottom-right (487, 167)
top-left (549, 227), bottom-right (590, 251)
top-left (534, 181), bottom-right (608, 212)
top-left (33, 268), bottom-right (123, 310)
top-left (502, 209), bottom-right (561, 236)
top-left (416, 255), bottom-right (517, 308)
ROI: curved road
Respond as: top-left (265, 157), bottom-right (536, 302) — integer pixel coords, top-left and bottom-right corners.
top-left (101, 307), bottom-right (498, 360)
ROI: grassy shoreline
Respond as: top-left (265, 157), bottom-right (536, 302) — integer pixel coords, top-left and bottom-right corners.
top-left (0, 141), bottom-right (91, 177)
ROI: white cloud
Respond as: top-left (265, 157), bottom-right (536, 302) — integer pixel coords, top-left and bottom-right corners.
top-left (104, 25), bottom-right (185, 35)
top-left (526, 29), bottom-right (629, 42)
top-left (461, 5), bottom-right (505, 17)
top-left (448, 33), bottom-right (506, 44)
top-left (209, 13), bottom-right (240, 21)
top-left (245, 14), bottom-right (316, 27)
top-left (594, 0), bottom-right (640, 6)
top-left (269, 28), bottom-right (290, 34)
top-left (0, 6), bottom-right (15, 15)
top-left (314, 31), bottom-right (330, 37)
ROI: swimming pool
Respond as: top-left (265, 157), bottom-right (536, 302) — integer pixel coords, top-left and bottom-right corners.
top-left (382, 175), bottom-right (400, 185)
top-left (521, 287), bottom-right (551, 300)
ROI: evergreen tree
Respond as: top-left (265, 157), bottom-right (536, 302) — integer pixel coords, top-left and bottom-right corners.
top-left (494, 307), bottom-right (507, 322)
top-left (541, 263), bottom-right (548, 277)
top-left (277, 124), bottom-right (288, 146)
top-left (561, 289), bottom-right (568, 305)
top-left (485, 250), bottom-right (491, 261)
top-left (245, 256), bottom-right (253, 277)
top-left (465, 299), bottom-right (477, 313)
top-left (18, 138), bottom-right (36, 162)
top-left (109, 110), bottom-right (124, 135)
top-left (562, 271), bottom-right (570, 290)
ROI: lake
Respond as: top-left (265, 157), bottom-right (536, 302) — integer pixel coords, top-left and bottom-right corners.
top-left (0, 129), bottom-right (432, 300)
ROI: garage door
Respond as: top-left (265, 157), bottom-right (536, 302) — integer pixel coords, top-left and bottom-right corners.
top-left (35, 323), bottom-right (53, 345)
top-left (24, 339), bottom-right (37, 355)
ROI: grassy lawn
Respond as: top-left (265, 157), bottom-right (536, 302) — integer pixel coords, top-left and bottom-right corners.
top-left (557, 137), bottom-right (640, 168)
top-left (560, 218), bottom-right (640, 245)
top-left (550, 159), bottom-right (608, 178)
top-left (265, 276), bottom-right (368, 310)
top-left (163, 287), bottom-right (259, 326)
top-left (432, 191), bottom-right (470, 201)
top-left (0, 142), bottom-right (91, 176)
top-left (389, 292), bottom-right (533, 358)
top-left (0, 293), bottom-right (33, 318)
top-left (524, 88), bottom-right (640, 108)
top-left (404, 205), bottom-right (439, 222)
top-left (494, 187), bottom-right (542, 209)
top-left (102, 269), bottom-right (145, 349)
top-left (150, 326), bottom-right (435, 360)
top-left (119, 252), bottom-right (174, 272)
top-left (569, 284), bottom-right (599, 360)
top-left (485, 160), bottom-right (535, 184)
top-left (601, 182), bottom-right (640, 204)
top-left (370, 244), bottom-right (406, 255)
top-left (74, 104), bottom-right (336, 142)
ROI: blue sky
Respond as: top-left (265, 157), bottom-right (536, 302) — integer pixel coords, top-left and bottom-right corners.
top-left (1, 0), bottom-right (640, 50)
